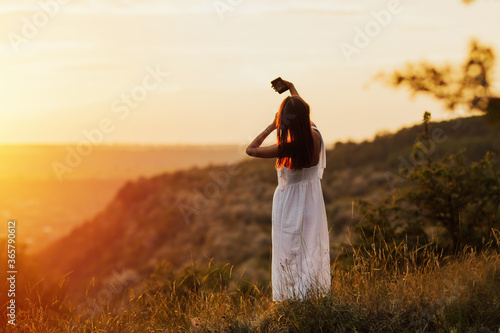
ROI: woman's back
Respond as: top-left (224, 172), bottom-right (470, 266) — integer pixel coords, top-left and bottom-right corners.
top-left (272, 125), bottom-right (330, 301)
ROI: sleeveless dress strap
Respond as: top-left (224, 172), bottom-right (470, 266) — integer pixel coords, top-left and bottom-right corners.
top-left (312, 126), bottom-right (326, 179)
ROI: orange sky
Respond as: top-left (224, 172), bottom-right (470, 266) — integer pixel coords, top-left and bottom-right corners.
top-left (1, 0), bottom-right (499, 146)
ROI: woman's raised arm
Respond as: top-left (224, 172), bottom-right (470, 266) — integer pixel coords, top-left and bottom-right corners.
top-left (282, 79), bottom-right (300, 97)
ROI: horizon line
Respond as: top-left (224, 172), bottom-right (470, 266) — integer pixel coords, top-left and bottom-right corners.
top-left (0, 114), bottom-right (477, 148)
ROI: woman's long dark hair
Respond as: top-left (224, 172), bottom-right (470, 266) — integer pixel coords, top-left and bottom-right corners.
top-left (275, 96), bottom-right (314, 170)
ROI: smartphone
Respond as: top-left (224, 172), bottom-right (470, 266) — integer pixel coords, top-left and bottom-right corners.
top-left (271, 77), bottom-right (289, 94)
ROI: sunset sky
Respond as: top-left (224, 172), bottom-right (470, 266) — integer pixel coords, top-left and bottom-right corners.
top-left (1, 0), bottom-right (499, 146)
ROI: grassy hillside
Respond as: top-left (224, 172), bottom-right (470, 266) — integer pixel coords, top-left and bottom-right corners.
top-left (25, 115), bottom-right (499, 307)
top-left (1, 114), bottom-right (499, 330)
top-left (6, 237), bottom-right (500, 332)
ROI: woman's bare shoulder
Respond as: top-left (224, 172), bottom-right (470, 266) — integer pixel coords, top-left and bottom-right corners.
top-left (311, 127), bottom-right (321, 142)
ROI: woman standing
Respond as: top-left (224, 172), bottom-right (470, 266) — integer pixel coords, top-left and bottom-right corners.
top-left (246, 79), bottom-right (331, 301)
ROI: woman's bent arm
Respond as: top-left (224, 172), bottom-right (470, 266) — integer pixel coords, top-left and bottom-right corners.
top-left (246, 123), bottom-right (279, 158)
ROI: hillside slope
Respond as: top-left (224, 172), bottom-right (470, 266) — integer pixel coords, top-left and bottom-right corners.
top-left (35, 115), bottom-right (500, 301)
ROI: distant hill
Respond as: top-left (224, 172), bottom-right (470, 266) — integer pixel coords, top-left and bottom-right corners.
top-left (0, 144), bottom-right (245, 254)
top-left (35, 115), bottom-right (500, 302)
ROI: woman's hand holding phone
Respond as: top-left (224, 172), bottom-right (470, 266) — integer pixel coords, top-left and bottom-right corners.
top-left (271, 77), bottom-right (299, 97)
top-left (281, 79), bottom-right (293, 90)
top-left (271, 77), bottom-right (289, 94)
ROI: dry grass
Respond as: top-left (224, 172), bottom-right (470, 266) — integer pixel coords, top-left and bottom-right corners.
top-left (4, 232), bottom-right (500, 332)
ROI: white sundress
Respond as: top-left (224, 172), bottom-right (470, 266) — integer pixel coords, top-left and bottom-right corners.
top-left (271, 125), bottom-right (331, 301)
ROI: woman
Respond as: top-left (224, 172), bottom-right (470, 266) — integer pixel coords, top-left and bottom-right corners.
top-left (246, 80), bottom-right (331, 301)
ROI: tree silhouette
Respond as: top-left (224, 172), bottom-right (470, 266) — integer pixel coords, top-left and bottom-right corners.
top-left (381, 40), bottom-right (500, 123)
